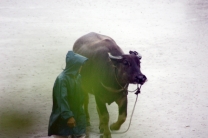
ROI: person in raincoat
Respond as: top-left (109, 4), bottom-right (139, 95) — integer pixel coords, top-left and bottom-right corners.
top-left (48, 51), bottom-right (88, 138)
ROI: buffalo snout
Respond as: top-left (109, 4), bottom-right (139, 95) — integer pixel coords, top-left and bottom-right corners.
top-left (135, 74), bottom-right (147, 85)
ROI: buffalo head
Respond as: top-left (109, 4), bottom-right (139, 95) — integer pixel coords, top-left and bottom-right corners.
top-left (108, 51), bottom-right (147, 85)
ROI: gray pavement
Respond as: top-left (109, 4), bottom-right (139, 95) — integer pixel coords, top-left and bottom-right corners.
top-left (0, 0), bottom-right (208, 138)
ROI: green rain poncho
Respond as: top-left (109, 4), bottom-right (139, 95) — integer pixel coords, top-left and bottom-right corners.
top-left (48, 51), bottom-right (88, 136)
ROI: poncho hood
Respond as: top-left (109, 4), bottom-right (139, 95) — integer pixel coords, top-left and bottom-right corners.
top-left (64, 51), bottom-right (88, 75)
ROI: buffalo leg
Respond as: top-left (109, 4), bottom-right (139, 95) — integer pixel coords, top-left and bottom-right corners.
top-left (110, 95), bottom-right (127, 130)
top-left (84, 93), bottom-right (90, 126)
top-left (96, 105), bottom-right (105, 133)
top-left (95, 97), bottom-right (111, 138)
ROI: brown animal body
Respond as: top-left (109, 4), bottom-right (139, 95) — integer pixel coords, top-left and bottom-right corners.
top-left (73, 32), bottom-right (146, 138)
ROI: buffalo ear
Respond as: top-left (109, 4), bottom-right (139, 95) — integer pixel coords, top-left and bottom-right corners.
top-left (129, 51), bottom-right (142, 59)
top-left (129, 51), bottom-right (138, 55)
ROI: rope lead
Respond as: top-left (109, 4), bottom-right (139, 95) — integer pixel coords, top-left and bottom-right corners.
top-left (111, 85), bottom-right (141, 134)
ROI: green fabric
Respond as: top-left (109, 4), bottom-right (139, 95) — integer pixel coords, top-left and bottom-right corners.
top-left (48, 51), bottom-right (88, 136)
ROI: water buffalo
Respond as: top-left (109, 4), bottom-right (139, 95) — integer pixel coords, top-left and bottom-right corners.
top-left (73, 32), bottom-right (146, 138)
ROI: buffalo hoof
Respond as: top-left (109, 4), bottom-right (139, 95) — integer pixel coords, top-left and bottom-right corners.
top-left (110, 123), bottom-right (120, 131)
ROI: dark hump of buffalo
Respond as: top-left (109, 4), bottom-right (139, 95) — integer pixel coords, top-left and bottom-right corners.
top-left (73, 32), bottom-right (124, 96)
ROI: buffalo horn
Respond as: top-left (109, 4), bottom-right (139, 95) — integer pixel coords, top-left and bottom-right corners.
top-left (108, 53), bottom-right (123, 60)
